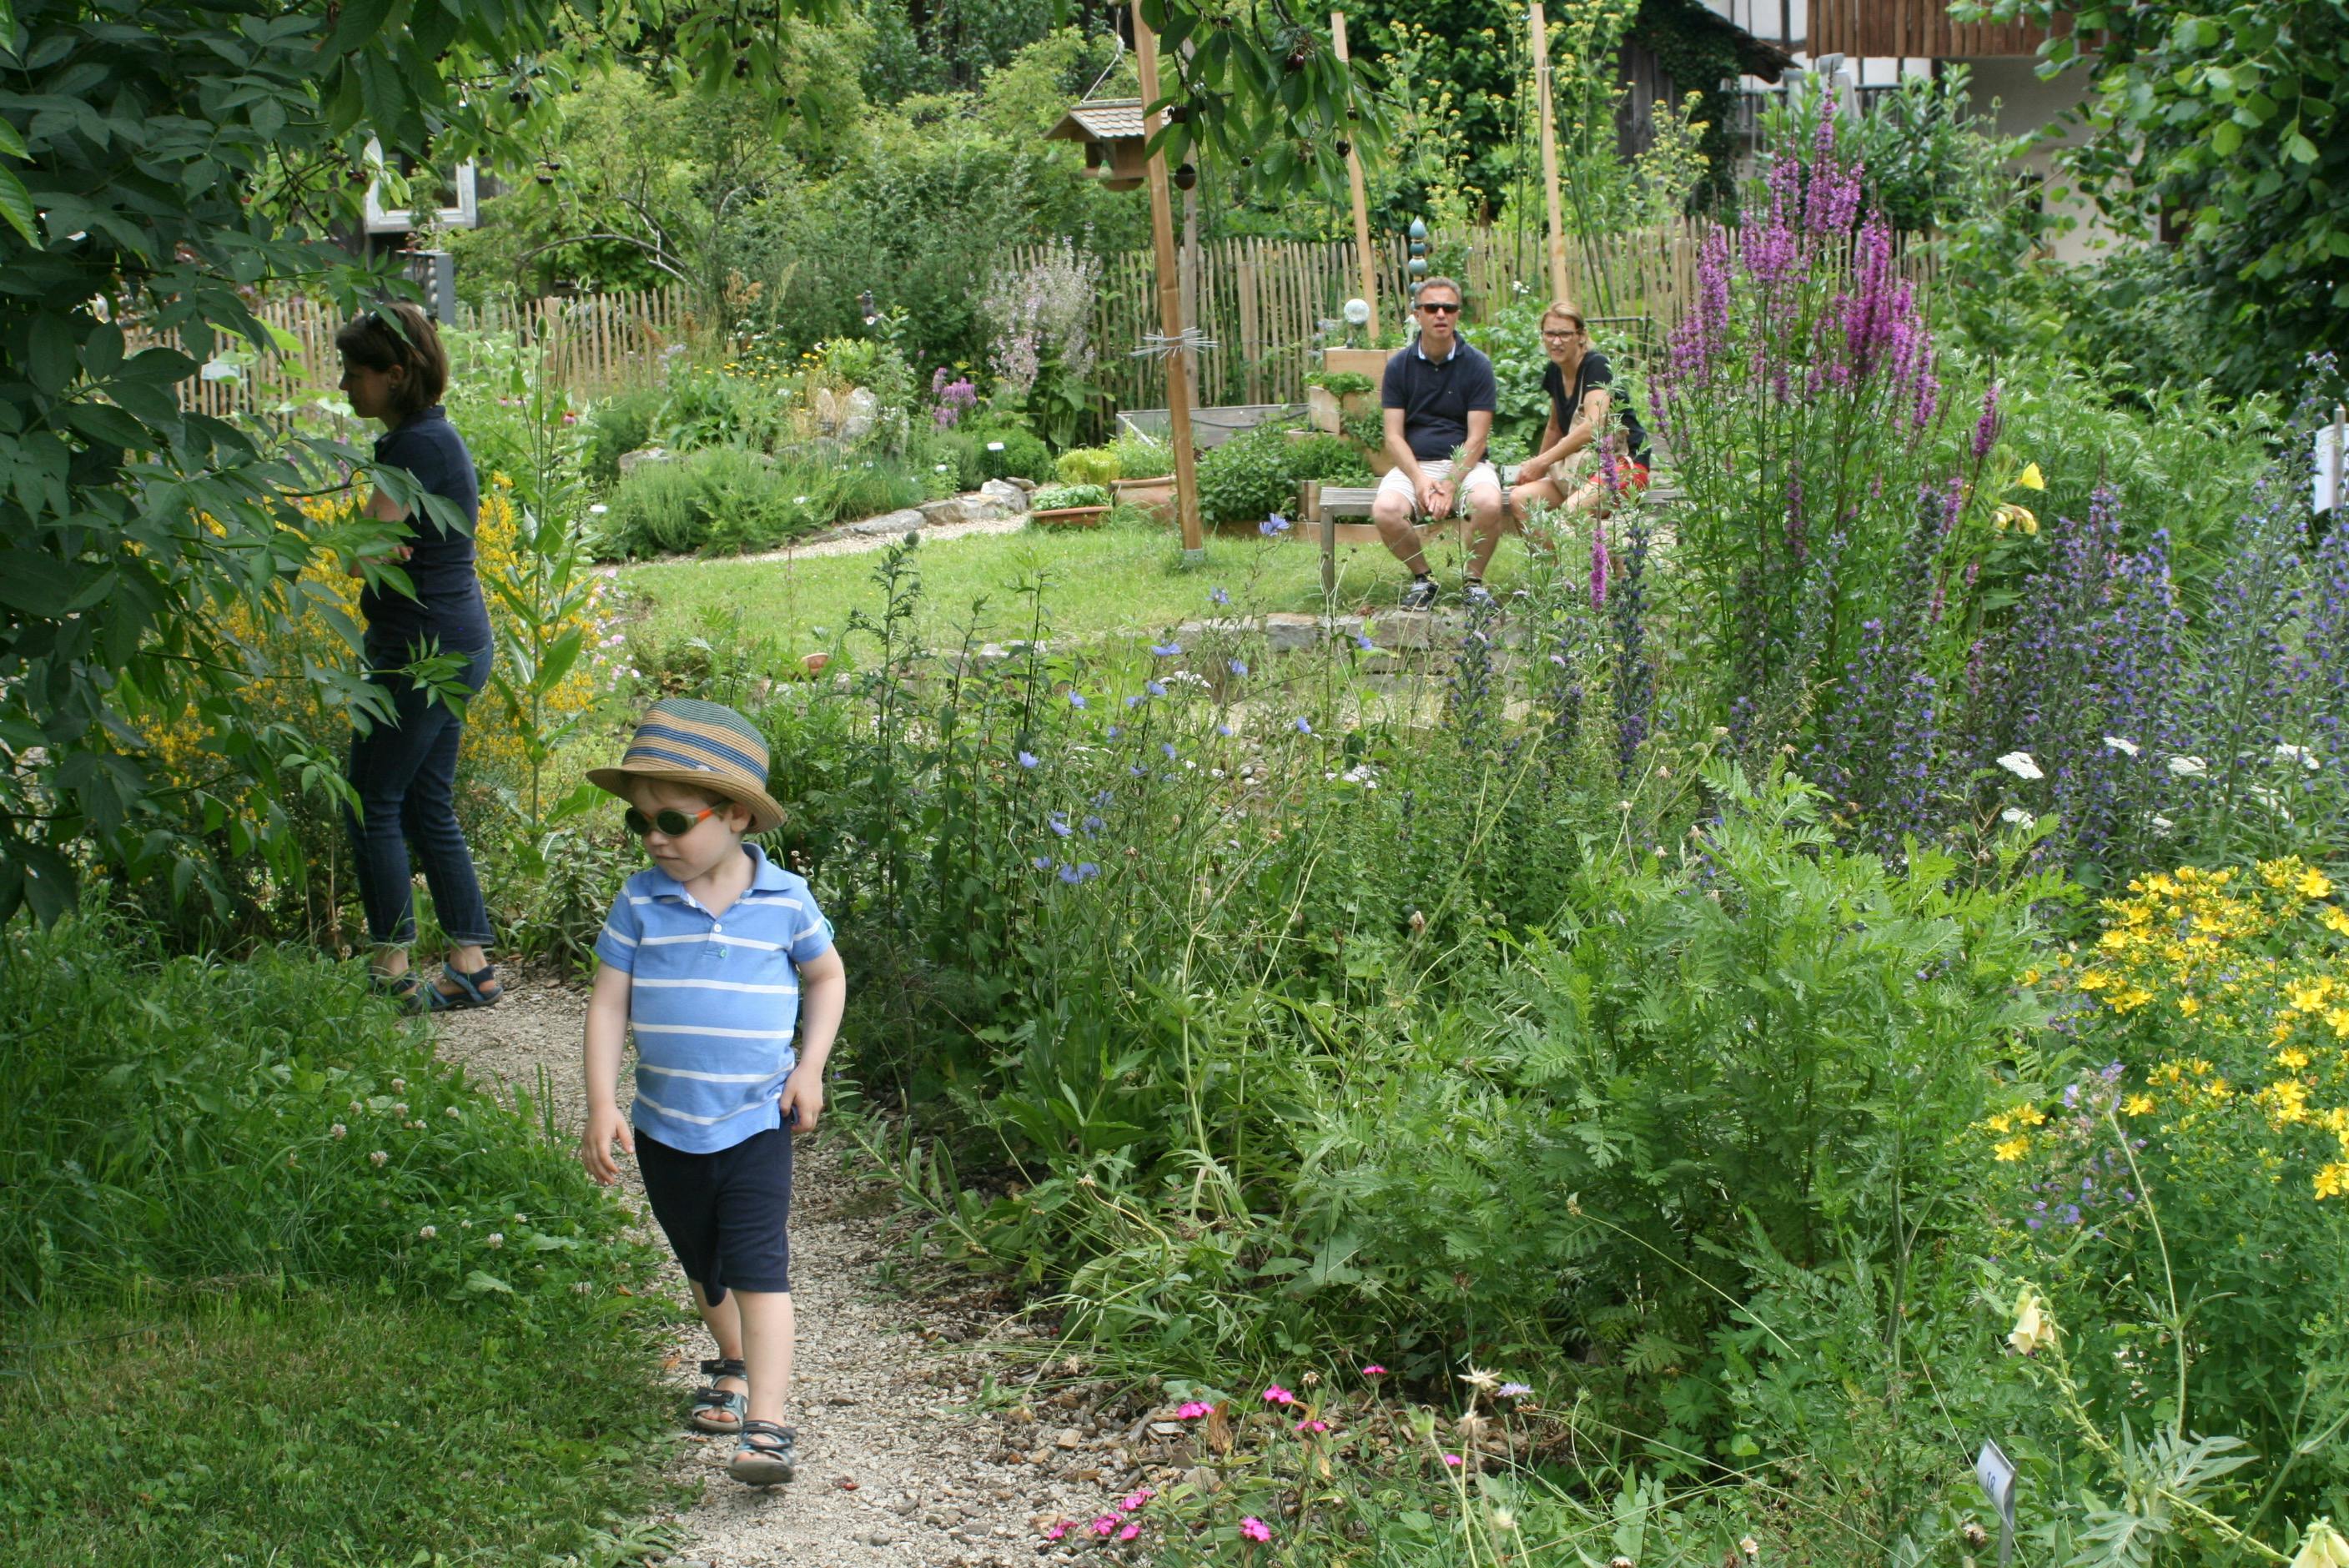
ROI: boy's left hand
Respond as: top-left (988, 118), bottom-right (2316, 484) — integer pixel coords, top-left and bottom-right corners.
top-left (779, 1068), bottom-right (823, 1133)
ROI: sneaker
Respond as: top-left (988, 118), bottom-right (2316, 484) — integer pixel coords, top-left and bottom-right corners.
top-left (1461, 580), bottom-right (1496, 610)
top-left (1399, 577), bottom-right (1439, 611)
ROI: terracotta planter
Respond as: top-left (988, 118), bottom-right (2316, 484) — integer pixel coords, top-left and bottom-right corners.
top-left (1110, 476), bottom-right (1176, 522)
top-left (1031, 505), bottom-right (1109, 528)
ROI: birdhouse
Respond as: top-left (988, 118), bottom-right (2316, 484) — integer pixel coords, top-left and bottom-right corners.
top-left (1047, 98), bottom-right (1149, 192)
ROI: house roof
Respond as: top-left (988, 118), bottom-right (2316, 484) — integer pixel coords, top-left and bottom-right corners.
top-left (1047, 98), bottom-right (1148, 144)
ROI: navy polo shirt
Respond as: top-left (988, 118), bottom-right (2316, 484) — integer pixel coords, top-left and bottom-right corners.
top-left (1381, 337), bottom-right (1498, 461)
top-left (364, 405), bottom-right (491, 660)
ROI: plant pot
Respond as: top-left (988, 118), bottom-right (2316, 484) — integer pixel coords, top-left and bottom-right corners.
top-left (1031, 505), bottom-right (1109, 529)
top-left (1110, 476), bottom-right (1176, 523)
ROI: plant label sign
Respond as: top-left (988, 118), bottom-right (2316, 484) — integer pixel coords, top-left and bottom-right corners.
top-left (2317, 415), bottom-right (2345, 515)
top-left (1975, 1438), bottom-right (2018, 1566)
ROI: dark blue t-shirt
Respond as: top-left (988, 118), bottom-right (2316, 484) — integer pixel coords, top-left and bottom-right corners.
top-left (363, 405), bottom-right (491, 660)
top-left (1381, 339), bottom-right (1498, 462)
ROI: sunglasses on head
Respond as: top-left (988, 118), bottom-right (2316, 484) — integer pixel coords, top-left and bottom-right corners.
top-left (1418, 300), bottom-right (1460, 314)
top-left (623, 803), bottom-right (722, 837)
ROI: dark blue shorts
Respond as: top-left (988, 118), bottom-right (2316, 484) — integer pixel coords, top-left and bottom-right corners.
top-left (636, 1124), bottom-right (792, 1303)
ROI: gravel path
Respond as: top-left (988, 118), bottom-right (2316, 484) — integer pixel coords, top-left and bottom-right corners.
top-left (626, 513), bottom-right (1032, 570)
top-left (433, 977), bottom-right (1193, 1566)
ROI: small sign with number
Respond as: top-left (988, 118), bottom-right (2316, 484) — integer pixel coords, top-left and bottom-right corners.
top-left (1976, 1439), bottom-right (2018, 1565)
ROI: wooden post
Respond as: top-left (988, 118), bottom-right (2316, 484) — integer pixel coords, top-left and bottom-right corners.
top-left (1136, 1), bottom-right (1206, 560)
top-left (1332, 11), bottom-right (1379, 341)
top-left (1305, 479), bottom-right (1335, 597)
top-left (1528, 1), bottom-right (1573, 309)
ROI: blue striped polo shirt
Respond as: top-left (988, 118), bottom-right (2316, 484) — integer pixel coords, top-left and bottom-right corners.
top-left (594, 845), bottom-right (836, 1153)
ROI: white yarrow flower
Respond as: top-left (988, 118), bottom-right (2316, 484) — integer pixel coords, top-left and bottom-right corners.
top-left (1995, 751), bottom-right (2043, 781)
top-left (2166, 754), bottom-right (2208, 777)
top-left (2102, 736), bottom-right (2140, 757)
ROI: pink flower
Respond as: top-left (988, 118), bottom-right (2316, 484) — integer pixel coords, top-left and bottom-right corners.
top-left (1295, 1418), bottom-right (1330, 1434)
top-left (1442, 1453), bottom-right (1463, 1467)
top-left (1119, 1489), bottom-right (1153, 1512)
top-left (1240, 1516), bottom-right (1273, 1542)
top-left (1261, 1385), bottom-right (1296, 1405)
top-left (1118, 1522), bottom-right (1140, 1540)
top-left (1044, 1522), bottom-right (1068, 1540)
top-left (1092, 1514), bottom-right (1118, 1536)
top-left (1176, 1400), bottom-right (1214, 1419)
top-left (1361, 1364), bottom-right (1387, 1377)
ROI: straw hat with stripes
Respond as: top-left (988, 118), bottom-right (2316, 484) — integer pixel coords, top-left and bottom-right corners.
top-left (587, 698), bottom-right (786, 834)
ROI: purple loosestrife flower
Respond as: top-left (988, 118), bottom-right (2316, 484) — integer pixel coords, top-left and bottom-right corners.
top-left (1589, 521), bottom-right (1611, 609)
top-left (1974, 383), bottom-right (2001, 460)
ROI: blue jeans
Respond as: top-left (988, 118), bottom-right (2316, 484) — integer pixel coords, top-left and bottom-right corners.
top-left (345, 643), bottom-right (495, 947)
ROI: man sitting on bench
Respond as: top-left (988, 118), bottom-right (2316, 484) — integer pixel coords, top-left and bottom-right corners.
top-left (1372, 278), bottom-right (1504, 611)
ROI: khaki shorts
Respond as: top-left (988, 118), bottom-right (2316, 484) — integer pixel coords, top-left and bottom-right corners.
top-left (1376, 458), bottom-right (1502, 519)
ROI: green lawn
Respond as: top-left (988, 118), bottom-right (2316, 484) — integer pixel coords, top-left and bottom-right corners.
top-left (0, 1291), bottom-right (681, 1565)
top-left (616, 512), bottom-right (1546, 655)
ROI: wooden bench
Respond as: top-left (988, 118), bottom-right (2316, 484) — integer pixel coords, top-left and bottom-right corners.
top-left (1296, 476), bottom-right (1678, 593)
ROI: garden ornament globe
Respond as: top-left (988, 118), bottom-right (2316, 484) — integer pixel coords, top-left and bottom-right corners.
top-left (1343, 298), bottom-right (1370, 326)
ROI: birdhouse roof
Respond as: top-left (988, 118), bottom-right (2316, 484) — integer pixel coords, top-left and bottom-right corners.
top-left (1047, 98), bottom-right (1148, 144)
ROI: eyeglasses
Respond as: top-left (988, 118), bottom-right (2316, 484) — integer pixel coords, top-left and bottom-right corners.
top-left (623, 804), bottom-right (722, 837)
top-left (1417, 301), bottom-right (1461, 314)
top-left (1541, 329), bottom-right (1582, 342)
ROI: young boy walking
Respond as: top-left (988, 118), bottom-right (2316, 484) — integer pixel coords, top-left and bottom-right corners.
top-left (577, 697), bottom-right (847, 1487)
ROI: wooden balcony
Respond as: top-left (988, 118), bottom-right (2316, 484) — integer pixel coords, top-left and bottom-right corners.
top-left (1808, 0), bottom-right (2054, 58)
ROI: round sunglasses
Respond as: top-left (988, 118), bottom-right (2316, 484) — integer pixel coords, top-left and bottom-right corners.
top-left (622, 803), bottom-right (722, 837)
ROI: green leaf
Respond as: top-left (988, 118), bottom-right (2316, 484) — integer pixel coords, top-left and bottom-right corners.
top-left (0, 160), bottom-right (38, 248)
top-left (0, 115), bottom-right (23, 159)
top-left (2211, 120), bottom-right (2242, 154)
top-left (327, 0), bottom-right (395, 56)
top-left (63, 400), bottom-right (148, 449)
top-left (2286, 131), bottom-right (2319, 163)
top-left (463, 1269), bottom-right (515, 1294)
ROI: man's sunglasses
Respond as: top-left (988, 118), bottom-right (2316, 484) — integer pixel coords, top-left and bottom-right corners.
top-left (1418, 301), bottom-right (1461, 314)
top-left (623, 804), bottom-right (722, 837)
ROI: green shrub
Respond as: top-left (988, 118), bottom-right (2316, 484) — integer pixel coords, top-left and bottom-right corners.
top-left (1054, 445), bottom-right (1121, 485)
top-left (1109, 429), bottom-right (1172, 478)
top-left (595, 446), bottom-right (924, 559)
top-left (912, 425), bottom-right (987, 494)
top-left (971, 424), bottom-right (1053, 482)
top-left (0, 910), bottom-right (654, 1311)
top-left (1194, 422), bottom-right (1373, 525)
top-left (580, 384), bottom-right (667, 487)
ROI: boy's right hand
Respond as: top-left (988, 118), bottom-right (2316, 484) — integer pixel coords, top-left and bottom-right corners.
top-left (580, 1104), bottom-right (635, 1185)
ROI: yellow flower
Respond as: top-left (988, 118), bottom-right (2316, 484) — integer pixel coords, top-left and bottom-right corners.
top-left (2279, 1047), bottom-right (2312, 1071)
top-left (2315, 1165), bottom-right (2349, 1202)
top-left (2122, 1094), bottom-right (2155, 1116)
top-left (2008, 1286), bottom-right (2057, 1356)
top-left (2015, 461), bottom-right (2045, 490)
top-left (2178, 995), bottom-right (2201, 1018)
top-left (1993, 1136), bottom-right (2031, 1163)
top-left (2322, 907), bottom-right (2349, 937)
top-left (2292, 1517), bottom-right (2349, 1568)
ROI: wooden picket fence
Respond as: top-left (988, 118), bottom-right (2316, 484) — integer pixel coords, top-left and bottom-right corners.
top-left (143, 286), bottom-right (700, 422)
top-left (149, 226), bottom-right (1929, 420)
top-left (1010, 219), bottom-right (1936, 411)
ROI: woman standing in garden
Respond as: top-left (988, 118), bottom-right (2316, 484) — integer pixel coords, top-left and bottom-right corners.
top-left (336, 301), bottom-right (501, 1013)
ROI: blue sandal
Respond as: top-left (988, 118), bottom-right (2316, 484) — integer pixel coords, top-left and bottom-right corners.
top-left (691, 1357), bottom-right (749, 1434)
top-left (727, 1420), bottom-right (796, 1486)
top-left (425, 961), bottom-right (502, 1012)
